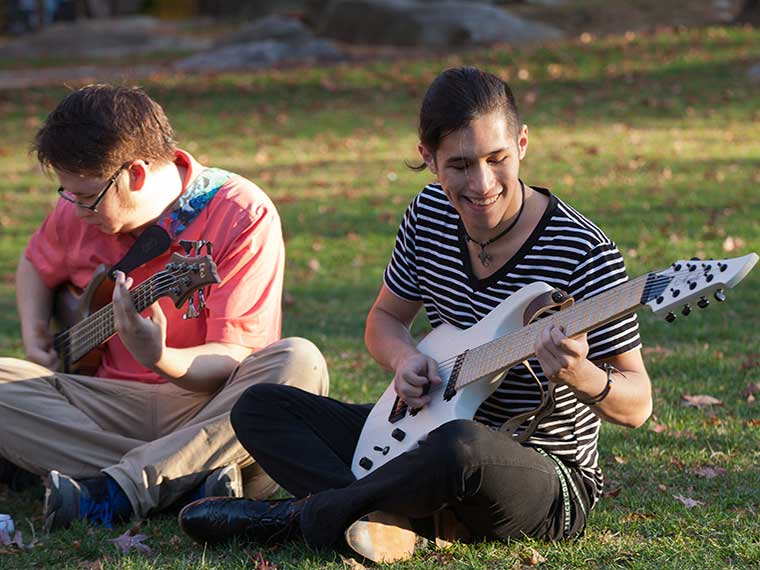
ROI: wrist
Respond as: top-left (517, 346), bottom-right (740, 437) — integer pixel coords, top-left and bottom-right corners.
top-left (577, 363), bottom-right (615, 406)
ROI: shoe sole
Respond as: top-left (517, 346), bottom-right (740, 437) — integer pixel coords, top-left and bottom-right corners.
top-left (344, 511), bottom-right (421, 563)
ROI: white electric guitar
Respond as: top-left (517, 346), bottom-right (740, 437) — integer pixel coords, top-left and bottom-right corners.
top-left (352, 253), bottom-right (758, 478)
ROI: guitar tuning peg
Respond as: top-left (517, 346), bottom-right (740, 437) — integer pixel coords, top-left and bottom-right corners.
top-left (194, 240), bottom-right (208, 256)
top-left (665, 312), bottom-right (676, 323)
top-left (183, 296), bottom-right (199, 319)
top-left (697, 296), bottom-right (710, 309)
top-left (205, 241), bottom-right (213, 256)
top-left (714, 289), bottom-right (726, 302)
top-left (681, 304), bottom-right (692, 316)
top-left (179, 240), bottom-right (194, 255)
top-left (197, 288), bottom-right (207, 310)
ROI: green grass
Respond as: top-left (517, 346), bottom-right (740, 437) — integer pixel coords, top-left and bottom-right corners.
top-left (1, 25), bottom-right (759, 569)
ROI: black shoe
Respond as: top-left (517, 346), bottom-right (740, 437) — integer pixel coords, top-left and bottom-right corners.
top-left (0, 457), bottom-right (39, 492)
top-left (179, 496), bottom-right (306, 546)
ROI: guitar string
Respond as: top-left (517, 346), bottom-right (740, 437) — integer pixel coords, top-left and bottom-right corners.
top-left (55, 269), bottom-right (196, 361)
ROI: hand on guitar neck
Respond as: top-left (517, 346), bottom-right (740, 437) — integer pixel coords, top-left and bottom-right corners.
top-left (111, 270), bottom-right (167, 372)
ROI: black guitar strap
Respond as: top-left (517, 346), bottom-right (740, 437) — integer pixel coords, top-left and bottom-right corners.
top-left (106, 167), bottom-right (234, 280)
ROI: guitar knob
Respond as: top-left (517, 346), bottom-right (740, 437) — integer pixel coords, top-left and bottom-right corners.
top-left (688, 281), bottom-right (697, 290)
top-left (697, 297), bottom-right (710, 309)
top-left (665, 312), bottom-right (676, 323)
top-left (718, 263), bottom-right (727, 272)
top-left (681, 304), bottom-right (692, 316)
top-left (391, 428), bottom-right (406, 441)
top-left (705, 273), bottom-right (714, 283)
top-left (359, 457), bottom-right (373, 471)
top-left (714, 289), bottom-right (726, 302)
top-left (670, 288), bottom-right (680, 298)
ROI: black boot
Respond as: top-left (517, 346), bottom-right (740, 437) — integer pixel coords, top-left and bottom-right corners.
top-left (179, 497), bottom-right (306, 546)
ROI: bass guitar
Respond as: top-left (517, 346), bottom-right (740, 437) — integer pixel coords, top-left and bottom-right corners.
top-left (53, 251), bottom-right (220, 374)
top-left (352, 253), bottom-right (758, 478)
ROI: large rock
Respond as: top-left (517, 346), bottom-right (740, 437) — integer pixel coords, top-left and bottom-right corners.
top-left (175, 39), bottom-right (343, 72)
top-left (0, 17), bottom-right (212, 59)
top-left (317, 0), bottom-right (563, 46)
top-left (219, 14), bottom-right (316, 45)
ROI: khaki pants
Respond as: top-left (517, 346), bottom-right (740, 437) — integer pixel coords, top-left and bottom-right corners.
top-left (0, 337), bottom-right (328, 517)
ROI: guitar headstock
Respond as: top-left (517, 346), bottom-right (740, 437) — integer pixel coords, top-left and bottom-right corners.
top-left (642, 253), bottom-right (758, 321)
top-left (162, 252), bottom-right (221, 309)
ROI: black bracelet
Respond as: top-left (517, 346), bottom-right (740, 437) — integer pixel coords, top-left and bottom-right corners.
top-left (579, 363), bottom-right (614, 406)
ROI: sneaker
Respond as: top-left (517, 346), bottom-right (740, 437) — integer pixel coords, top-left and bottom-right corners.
top-left (203, 464), bottom-right (243, 499)
top-left (0, 457), bottom-right (39, 492)
top-left (43, 471), bottom-right (132, 532)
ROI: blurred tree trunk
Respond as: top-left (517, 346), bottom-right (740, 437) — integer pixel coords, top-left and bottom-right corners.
top-left (735, 0), bottom-right (760, 24)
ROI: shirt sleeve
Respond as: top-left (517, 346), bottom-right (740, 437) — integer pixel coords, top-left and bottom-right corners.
top-left (203, 199), bottom-right (284, 350)
top-left (383, 196), bottom-right (422, 301)
top-left (24, 201), bottom-right (72, 289)
top-left (567, 242), bottom-right (642, 361)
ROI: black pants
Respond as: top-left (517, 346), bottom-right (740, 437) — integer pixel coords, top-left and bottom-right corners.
top-left (230, 384), bottom-right (590, 548)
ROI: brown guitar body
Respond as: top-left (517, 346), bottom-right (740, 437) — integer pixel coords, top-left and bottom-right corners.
top-left (53, 264), bottom-right (114, 375)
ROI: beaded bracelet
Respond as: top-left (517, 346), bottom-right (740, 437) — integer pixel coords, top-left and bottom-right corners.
top-left (579, 363), bottom-right (614, 406)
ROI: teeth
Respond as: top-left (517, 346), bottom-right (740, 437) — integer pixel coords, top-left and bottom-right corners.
top-left (469, 195), bottom-right (500, 206)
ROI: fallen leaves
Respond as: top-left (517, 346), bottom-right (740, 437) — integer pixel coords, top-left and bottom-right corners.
top-left (741, 382), bottom-right (760, 403)
top-left (518, 546), bottom-right (547, 566)
top-left (691, 466), bottom-right (727, 479)
top-left (108, 527), bottom-right (152, 556)
top-left (681, 394), bottom-right (724, 408)
top-left (673, 494), bottom-right (704, 508)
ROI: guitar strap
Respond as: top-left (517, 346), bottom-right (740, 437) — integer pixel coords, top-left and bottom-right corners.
top-left (500, 288), bottom-right (574, 443)
top-left (107, 168), bottom-right (234, 279)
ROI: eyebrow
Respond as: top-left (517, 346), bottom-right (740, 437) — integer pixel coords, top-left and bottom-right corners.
top-left (444, 148), bottom-right (509, 164)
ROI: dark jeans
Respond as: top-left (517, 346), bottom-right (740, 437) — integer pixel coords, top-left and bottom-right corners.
top-left (230, 384), bottom-right (590, 548)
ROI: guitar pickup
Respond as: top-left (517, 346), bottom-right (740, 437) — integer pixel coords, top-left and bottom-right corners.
top-left (387, 396), bottom-right (408, 423)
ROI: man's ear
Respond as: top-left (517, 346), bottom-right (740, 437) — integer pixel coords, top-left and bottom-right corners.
top-left (517, 125), bottom-right (529, 161)
top-left (126, 161), bottom-right (149, 191)
top-left (418, 144), bottom-right (437, 174)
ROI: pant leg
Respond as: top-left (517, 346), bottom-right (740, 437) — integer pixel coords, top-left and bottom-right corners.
top-left (104, 337), bottom-right (329, 517)
top-left (300, 419), bottom-right (576, 548)
top-left (0, 357), bottom-right (154, 478)
top-left (230, 383), bottom-right (372, 497)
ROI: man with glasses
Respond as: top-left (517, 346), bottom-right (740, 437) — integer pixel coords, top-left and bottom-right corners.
top-left (0, 84), bottom-right (329, 531)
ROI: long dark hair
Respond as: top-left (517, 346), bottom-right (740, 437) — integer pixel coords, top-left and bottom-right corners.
top-left (412, 67), bottom-right (520, 171)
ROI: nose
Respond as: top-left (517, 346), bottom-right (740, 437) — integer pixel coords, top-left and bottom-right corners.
top-left (465, 163), bottom-right (496, 195)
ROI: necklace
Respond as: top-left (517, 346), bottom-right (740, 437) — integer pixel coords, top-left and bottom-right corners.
top-left (462, 180), bottom-right (526, 267)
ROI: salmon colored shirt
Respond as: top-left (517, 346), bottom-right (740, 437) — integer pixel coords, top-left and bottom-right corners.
top-left (25, 150), bottom-right (284, 384)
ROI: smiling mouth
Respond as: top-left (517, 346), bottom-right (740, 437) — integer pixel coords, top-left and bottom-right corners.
top-left (466, 192), bottom-right (502, 206)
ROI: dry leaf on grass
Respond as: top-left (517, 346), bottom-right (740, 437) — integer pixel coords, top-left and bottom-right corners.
top-left (673, 494), bottom-right (703, 508)
top-left (681, 394), bottom-right (723, 408)
top-left (519, 546), bottom-right (547, 566)
top-left (339, 554), bottom-right (368, 569)
top-left (741, 382), bottom-right (760, 403)
top-left (108, 529), bottom-right (152, 556)
top-left (243, 547), bottom-right (279, 569)
top-left (692, 466), bottom-right (727, 479)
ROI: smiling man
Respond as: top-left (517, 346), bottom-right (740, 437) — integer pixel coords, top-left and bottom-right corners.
top-left (179, 67), bottom-right (651, 563)
top-left (0, 84), bottom-right (328, 530)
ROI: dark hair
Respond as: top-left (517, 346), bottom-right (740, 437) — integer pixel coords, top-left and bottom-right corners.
top-left (412, 66), bottom-right (520, 171)
top-left (33, 84), bottom-right (176, 178)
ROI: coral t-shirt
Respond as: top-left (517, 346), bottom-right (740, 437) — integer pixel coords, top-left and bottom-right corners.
top-left (25, 150), bottom-right (284, 384)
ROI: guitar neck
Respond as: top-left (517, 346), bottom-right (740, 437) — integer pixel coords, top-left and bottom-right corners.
top-left (455, 274), bottom-right (653, 388)
top-left (54, 273), bottom-right (168, 367)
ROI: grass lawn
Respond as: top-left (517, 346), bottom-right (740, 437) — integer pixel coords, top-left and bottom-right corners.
top-left (0, 24), bottom-right (759, 570)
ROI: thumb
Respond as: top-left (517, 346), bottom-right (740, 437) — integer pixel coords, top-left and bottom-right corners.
top-left (426, 356), bottom-right (442, 384)
top-left (146, 302), bottom-right (166, 326)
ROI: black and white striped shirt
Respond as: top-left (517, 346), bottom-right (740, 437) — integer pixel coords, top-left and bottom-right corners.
top-left (383, 184), bottom-right (641, 503)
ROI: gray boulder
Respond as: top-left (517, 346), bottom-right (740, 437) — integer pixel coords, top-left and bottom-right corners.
top-left (175, 38), bottom-right (343, 72)
top-left (219, 14), bottom-right (316, 45)
top-left (0, 17), bottom-right (212, 59)
top-left (318, 0), bottom-right (563, 46)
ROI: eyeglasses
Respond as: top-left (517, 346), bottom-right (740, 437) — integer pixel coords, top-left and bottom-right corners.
top-left (57, 164), bottom-right (127, 213)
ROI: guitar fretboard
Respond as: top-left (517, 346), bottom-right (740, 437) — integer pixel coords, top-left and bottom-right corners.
top-left (54, 271), bottom-right (173, 367)
top-left (455, 275), bottom-right (651, 388)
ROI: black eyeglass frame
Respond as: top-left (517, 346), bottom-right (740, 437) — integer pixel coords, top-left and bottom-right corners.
top-left (57, 163), bottom-right (128, 213)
